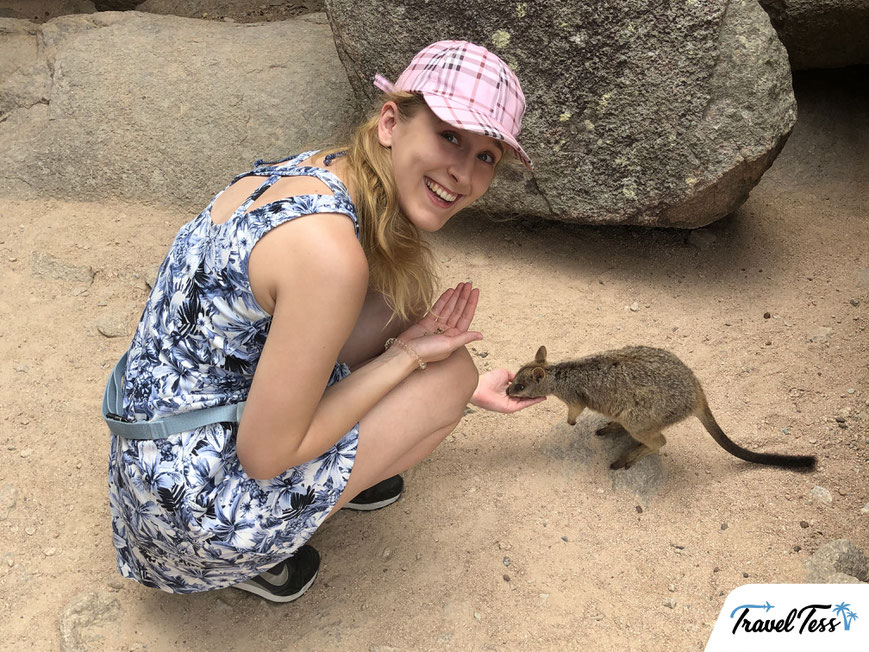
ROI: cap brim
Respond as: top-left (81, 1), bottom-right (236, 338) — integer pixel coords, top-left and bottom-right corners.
top-left (421, 92), bottom-right (533, 172)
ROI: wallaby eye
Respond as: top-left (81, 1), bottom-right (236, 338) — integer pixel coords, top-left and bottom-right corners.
top-left (515, 384), bottom-right (525, 391)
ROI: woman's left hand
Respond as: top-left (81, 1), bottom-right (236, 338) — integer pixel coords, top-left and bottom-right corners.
top-left (470, 368), bottom-right (547, 414)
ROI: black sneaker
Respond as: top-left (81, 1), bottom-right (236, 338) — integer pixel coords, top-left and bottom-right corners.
top-left (344, 474), bottom-right (404, 511)
top-left (234, 545), bottom-right (320, 603)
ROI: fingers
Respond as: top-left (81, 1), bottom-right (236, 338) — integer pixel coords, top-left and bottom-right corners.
top-left (455, 287), bottom-right (479, 332)
top-left (504, 396), bottom-right (546, 413)
top-left (449, 330), bottom-right (482, 348)
top-left (429, 288), bottom-right (454, 322)
top-left (427, 282), bottom-right (478, 334)
top-left (440, 283), bottom-right (464, 325)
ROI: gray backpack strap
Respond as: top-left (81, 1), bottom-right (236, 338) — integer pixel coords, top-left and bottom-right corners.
top-left (102, 352), bottom-right (245, 440)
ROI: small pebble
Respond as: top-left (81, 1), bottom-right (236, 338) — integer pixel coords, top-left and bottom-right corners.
top-left (800, 520), bottom-right (810, 528)
top-left (793, 545), bottom-right (802, 552)
top-left (668, 583), bottom-right (676, 592)
top-left (503, 557), bottom-right (511, 567)
top-left (713, 567), bottom-right (720, 573)
top-left (19, 449), bottom-right (32, 459)
top-left (743, 572), bottom-right (749, 578)
top-left (25, 526), bottom-right (35, 536)
top-left (635, 505), bottom-right (643, 513)
top-left (630, 302), bottom-right (639, 312)
top-left (835, 417), bottom-right (846, 423)
top-left (781, 427), bottom-right (791, 435)
top-left (850, 299), bottom-right (860, 307)
top-left (503, 574), bottom-right (510, 582)
top-left (561, 536), bottom-right (569, 542)
top-left (663, 598), bottom-right (676, 609)
top-left (763, 312), bottom-right (771, 319)
top-left (847, 388), bottom-right (856, 394)
top-left (382, 548), bottom-right (392, 559)
top-left (43, 547), bottom-right (56, 556)
top-left (720, 522), bottom-right (728, 531)
top-left (810, 486), bottom-right (833, 504)
top-left (474, 612), bottom-right (482, 622)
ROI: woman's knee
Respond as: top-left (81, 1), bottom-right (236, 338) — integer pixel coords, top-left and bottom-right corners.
top-left (430, 346), bottom-right (478, 418)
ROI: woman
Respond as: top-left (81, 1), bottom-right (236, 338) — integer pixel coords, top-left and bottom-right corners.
top-left (108, 40), bottom-right (543, 603)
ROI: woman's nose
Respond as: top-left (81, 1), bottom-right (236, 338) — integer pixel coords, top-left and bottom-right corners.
top-left (447, 152), bottom-right (474, 189)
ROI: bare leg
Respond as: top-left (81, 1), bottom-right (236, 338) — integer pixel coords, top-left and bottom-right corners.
top-left (326, 346), bottom-right (478, 517)
top-left (338, 290), bottom-right (409, 370)
top-left (610, 432), bottom-right (667, 470)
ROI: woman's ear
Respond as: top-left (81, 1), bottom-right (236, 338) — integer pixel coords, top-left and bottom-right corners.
top-left (377, 101), bottom-right (399, 148)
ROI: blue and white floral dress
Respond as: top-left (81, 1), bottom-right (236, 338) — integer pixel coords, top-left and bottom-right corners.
top-left (108, 152), bottom-right (360, 593)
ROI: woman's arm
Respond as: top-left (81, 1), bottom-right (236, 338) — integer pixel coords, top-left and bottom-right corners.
top-left (236, 214), bottom-right (480, 479)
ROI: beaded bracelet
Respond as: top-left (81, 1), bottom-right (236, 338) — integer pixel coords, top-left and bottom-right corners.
top-left (384, 337), bottom-right (427, 370)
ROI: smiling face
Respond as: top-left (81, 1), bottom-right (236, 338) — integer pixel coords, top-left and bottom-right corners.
top-left (377, 100), bottom-right (504, 232)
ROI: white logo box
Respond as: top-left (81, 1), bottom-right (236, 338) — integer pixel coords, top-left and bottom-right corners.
top-left (706, 583), bottom-right (868, 652)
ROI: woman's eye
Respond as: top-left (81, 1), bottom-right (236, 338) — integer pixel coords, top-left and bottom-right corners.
top-left (441, 131), bottom-right (459, 145)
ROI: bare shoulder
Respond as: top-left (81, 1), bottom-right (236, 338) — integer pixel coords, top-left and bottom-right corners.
top-left (249, 212), bottom-right (368, 315)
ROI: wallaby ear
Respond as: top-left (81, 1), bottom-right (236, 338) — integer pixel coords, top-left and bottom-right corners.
top-left (532, 366), bottom-right (546, 381)
top-left (535, 346), bottom-right (547, 364)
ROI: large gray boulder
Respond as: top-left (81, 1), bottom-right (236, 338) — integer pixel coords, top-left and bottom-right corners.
top-left (759, 0), bottom-right (869, 69)
top-left (0, 12), bottom-right (355, 209)
top-left (325, 0), bottom-right (796, 227)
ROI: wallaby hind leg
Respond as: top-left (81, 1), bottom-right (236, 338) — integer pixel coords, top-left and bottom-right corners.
top-left (596, 421), bottom-right (629, 438)
top-left (611, 432), bottom-right (667, 470)
top-left (566, 402), bottom-right (586, 426)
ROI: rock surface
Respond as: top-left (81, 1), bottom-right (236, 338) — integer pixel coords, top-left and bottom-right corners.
top-left (804, 539), bottom-right (869, 583)
top-left (325, 0), bottom-right (796, 227)
top-left (759, 0), bottom-right (869, 70)
top-left (59, 592), bottom-right (121, 652)
top-left (0, 12), bottom-right (355, 209)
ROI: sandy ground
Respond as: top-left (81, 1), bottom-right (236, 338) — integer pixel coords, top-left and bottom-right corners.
top-left (0, 58), bottom-right (867, 651)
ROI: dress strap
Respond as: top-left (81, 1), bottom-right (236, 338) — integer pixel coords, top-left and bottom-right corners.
top-left (230, 174), bottom-right (281, 222)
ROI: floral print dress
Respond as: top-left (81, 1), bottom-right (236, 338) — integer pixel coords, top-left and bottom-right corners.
top-left (108, 152), bottom-right (360, 593)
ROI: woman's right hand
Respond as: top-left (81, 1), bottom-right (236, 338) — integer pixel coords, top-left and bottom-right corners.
top-left (394, 282), bottom-right (482, 365)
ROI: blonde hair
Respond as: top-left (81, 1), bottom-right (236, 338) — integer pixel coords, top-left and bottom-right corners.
top-left (328, 92), bottom-right (438, 324)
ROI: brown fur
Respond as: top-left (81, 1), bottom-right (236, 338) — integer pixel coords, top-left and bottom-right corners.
top-left (507, 345), bottom-right (816, 471)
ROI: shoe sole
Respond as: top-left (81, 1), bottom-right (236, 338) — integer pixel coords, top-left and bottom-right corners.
top-left (233, 568), bottom-right (318, 603)
top-left (343, 493), bottom-right (402, 511)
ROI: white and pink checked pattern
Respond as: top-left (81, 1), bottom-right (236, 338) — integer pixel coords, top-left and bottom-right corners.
top-left (375, 41), bottom-right (533, 171)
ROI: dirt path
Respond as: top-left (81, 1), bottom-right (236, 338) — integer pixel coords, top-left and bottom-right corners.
top-left (0, 68), bottom-right (866, 651)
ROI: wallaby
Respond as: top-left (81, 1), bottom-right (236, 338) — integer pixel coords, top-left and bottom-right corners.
top-left (507, 345), bottom-right (817, 471)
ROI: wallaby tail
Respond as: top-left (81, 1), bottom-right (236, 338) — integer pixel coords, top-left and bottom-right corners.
top-left (697, 403), bottom-right (816, 470)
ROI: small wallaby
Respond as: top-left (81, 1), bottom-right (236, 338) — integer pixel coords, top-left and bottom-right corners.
top-left (507, 345), bottom-right (817, 471)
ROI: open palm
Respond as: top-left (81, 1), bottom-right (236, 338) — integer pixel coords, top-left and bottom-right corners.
top-left (399, 282), bottom-right (482, 364)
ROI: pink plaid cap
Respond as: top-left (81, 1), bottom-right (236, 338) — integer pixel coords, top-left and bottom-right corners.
top-left (374, 40), bottom-right (533, 171)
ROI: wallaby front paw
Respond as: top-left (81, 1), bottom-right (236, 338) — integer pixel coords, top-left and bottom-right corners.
top-left (567, 418), bottom-right (576, 425)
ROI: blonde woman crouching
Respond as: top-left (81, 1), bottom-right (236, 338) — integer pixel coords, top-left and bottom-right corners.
top-left (106, 40), bottom-right (544, 602)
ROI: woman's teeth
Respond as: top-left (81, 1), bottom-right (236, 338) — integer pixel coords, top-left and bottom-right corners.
top-left (425, 178), bottom-right (458, 203)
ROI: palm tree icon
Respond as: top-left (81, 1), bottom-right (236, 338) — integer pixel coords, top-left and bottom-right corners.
top-left (834, 602), bottom-right (858, 631)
